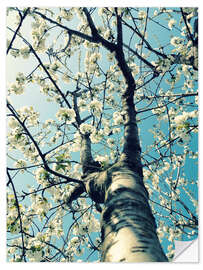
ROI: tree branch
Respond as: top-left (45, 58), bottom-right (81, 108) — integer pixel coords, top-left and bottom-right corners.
top-left (7, 8), bottom-right (30, 55)
top-left (7, 101), bottom-right (83, 186)
top-left (7, 26), bottom-right (74, 110)
top-left (180, 8), bottom-right (195, 45)
top-left (115, 8), bottom-right (123, 49)
top-left (123, 43), bottom-right (157, 72)
top-left (7, 169), bottom-right (27, 261)
top-left (80, 134), bottom-right (101, 175)
top-left (82, 8), bottom-right (117, 52)
top-left (33, 10), bottom-right (95, 43)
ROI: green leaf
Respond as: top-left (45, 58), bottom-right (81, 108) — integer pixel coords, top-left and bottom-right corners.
top-left (56, 164), bottom-right (67, 172)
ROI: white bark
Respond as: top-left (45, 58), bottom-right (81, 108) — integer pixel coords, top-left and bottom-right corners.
top-left (100, 167), bottom-right (168, 262)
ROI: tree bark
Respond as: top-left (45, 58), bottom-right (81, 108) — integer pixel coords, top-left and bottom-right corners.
top-left (100, 166), bottom-right (168, 262)
top-left (80, 8), bottom-right (168, 261)
top-left (83, 61), bottom-right (168, 262)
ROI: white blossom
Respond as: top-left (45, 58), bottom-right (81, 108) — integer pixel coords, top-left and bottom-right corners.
top-left (90, 129), bottom-right (104, 143)
top-left (138, 10), bottom-right (147, 20)
top-left (168, 19), bottom-right (176, 30)
top-left (9, 82), bottom-right (24, 95)
top-left (62, 73), bottom-right (71, 84)
top-left (79, 123), bottom-right (96, 135)
top-left (56, 108), bottom-right (76, 123)
top-left (78, 99), bottom-right (87, 111)
top-left (20, 47), bottom-right (30, 59)
top-left (60, 9), bottom-right (74, 21)
top-left (8, 117), bottom-right (19, 129)
top-left (89, 99), bottom-right (102, 115)
top-left (95, 155), bottom-right (109, 166)
top-left (113, 112), bottom-right (124, 125)
top-left (14, 159), bottom-right (27, 169)
top-left (170, 36), bottom-right (184, 47)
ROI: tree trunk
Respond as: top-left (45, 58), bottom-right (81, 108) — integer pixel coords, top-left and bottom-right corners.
top-left (100, 166), bottom-right (168, 262)
top-left (79, 11), bottom-right (169, 261)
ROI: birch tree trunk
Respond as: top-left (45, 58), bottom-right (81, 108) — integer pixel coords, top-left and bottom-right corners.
top-left (84, 69), bottom-right (168, 262)
top-left (85, 105), bottom-right (169, 262)
top-left (81, 9), bottom-right (168, 262)
top-left (100, 166), bottom-right (168, 262)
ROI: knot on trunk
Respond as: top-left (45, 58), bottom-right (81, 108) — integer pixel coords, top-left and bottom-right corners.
top-left (85, 170), bottom-right (111, 203)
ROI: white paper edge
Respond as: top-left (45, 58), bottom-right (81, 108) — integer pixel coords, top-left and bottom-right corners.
top-left (173, 238), bottom-right (199, 262)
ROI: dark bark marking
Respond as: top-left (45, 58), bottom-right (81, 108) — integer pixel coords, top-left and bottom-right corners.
top-left (131, 246), bottom-right (149, 253)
